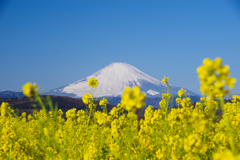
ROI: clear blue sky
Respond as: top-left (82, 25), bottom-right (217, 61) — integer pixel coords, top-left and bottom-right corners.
top-left (1, 0), bottom-right (240, 95)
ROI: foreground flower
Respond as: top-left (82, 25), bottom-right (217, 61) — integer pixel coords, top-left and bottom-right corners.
top-left (121, 86), bottom-right (146, 112)
top-left (178, 88), bottom-right (186, 97)
top-left (88, 78), bottom-right (98, 88)
top-left (184, 133), bottom-right (202, 153)
top-left (82, 93), bottom-right (91, 104)
top-left (22, 82), bottom-right (38, 98)
top-left (162, 76), bottom-right (169, 84)
top-left (1, 102), bottom-right (12, 117)
top-left (99, 98), bottom-right (108, 106)
top-left (159, 99), bottom-right (167, 108)
top-left (197, 57), bottom-right (236, 97)
top-left (213, 150), bottom-right (240, 160)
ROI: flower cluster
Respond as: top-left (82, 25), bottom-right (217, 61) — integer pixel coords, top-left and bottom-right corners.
top-left (178, 88), bottom-right (186, 97)
top-left (88, 78), bottom-right (98, 88)
top-left (99, 98), bottom-right (108, 106)
top-left (162, 93), bottom-right (171, 100)
top-left (82, 93), bottom-right (91, 104)
top-left (232, 95), bottom-right (240, 103)
top-left (0, 102), bottom-right (14, 117)
top-left (184, 134), bottom-right (202, 153)
top-left (121, 86), bottom-right (146, 112)
top-left (22, 82), bottom-right (38, 98)
top-left (197, 57), bottom-right (236, 97)
top-left (162, 76), bottom-right (169, 84)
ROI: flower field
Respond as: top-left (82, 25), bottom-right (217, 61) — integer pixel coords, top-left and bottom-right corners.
top-left (0, 57), bottom-right (240, 160)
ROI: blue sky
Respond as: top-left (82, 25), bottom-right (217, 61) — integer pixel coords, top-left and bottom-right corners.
top-left (0, 0), bottom-right (240, 95)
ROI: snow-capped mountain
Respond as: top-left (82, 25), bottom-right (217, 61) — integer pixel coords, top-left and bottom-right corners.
top-left (45, 62), bottom-right (199, 98)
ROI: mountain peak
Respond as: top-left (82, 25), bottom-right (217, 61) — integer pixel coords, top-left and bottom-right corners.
top-left (45, 62), bottom-right (199, 98)
top-left (109, 62), bottom-right (128, 65)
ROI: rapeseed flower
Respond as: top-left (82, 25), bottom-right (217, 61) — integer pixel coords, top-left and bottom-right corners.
top-left (88, 78), bottom-right (98, 88)
top-left (121, 86), bottom-right (146, 112)
top-left (184, 134), bottom-right (202, 153)
top-left (162, 93), bottom-right (171, 100)
top-left (162, 76), bottom-right (169, 84)
top-left (156, 149), bottom-right (164, 159)
top-left (22, 82), bottom-right (38, 98)
top-left (213, 150), bottom-right (240, 160)
top-left (178, 88), bottom-right (186, 97)
top-left (99, 98), bottom-right (108, 113)
top-left (159, 99), bottom-right (167, 108)
top-left (0, 102), bottom-right (13, 117)
top-left (99, 98), bottom-right (108, 106)
top-left (82, 93), bottom-right (91, 104)
top-left (197, 57), bottom-right (236, 97)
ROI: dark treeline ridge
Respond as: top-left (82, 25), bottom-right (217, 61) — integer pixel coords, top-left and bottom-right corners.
top-left (0, 95), bottom-right (116, 120)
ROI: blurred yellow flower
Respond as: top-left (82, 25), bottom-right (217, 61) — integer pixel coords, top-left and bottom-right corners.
top-left (226, 77), bottom-right (237, 88)
top-left (184, 133), bottom-right (202, 153)
top-left (213, 150), bottom-right (240, 160)
top-left (99, 98), bottom-right (108, 106)
top-left (159, 99), bottom-right (167, 108)
top-left (22, 82), bottom-right (38, 98)
top-left (88, 78), bottom-right (98, 88)
top-left (162, 93), bottom-right (171, 100)
top-left (82, 93), bottom-right (91, 104)
top-left (197, 57), bottom-right (236, 97)
top-left (176, 98), bottom-right (181, 104)
top-left (156, 149), bottom-right (164, 159)
top-left (121, 86), bottom-right (146, 112)
top-left (162, 76), bottom-right (169, 84)
top-left (178, 88), bottom-right (185, 97)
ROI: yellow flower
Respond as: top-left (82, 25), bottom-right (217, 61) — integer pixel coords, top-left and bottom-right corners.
top-left (200, 97), bottom-right (206, 102)
top-left (156, 149), bottom-right (164, 159)
top-left (82, 93), bottom-right (91, 104)
top-left (88, 103), bottom-right (96, 109)
top-left (109, 107), bottom-right (119, 117)
top-left (66, 108), bottom-right (76, 119)
top-left (1, 102), bottom-right (10, 117)
top-left (21, 112), bottom-right (26, 117)
top-left (197, 57), bottom-right (236, 99)
top-left (226, 77), bottom-right (236, 88)
top-left (99, 98), bottom-right (108, 106)
top-left (203, 58), bottom-right (213, 68)
top-left (162, 93), bottom-right (171, 100)
top-left (213, 57), bottom-right (222, 69)
top-left (95, 111), bottom-right (109, 125)
top-left (184, 134), bottom-right (202, 153)
top-left (162, 76), bottom-right (169, 84)
top-left (159, 99), bottom-right (167, 108)
top-left (1, 102), bottom-right (9, 109)
top-left (22, 82), bottom-right (38, 98)
top-left (121, 86), bottom-right (146, 112)
top-left (88, 78), bottom-right (98, 88)
top-left (178, 88), bottom-right (185, 97)
top-left (213, 150), bottom-right (240, 160)
top-left (176, 98), bottom-right (181, 104)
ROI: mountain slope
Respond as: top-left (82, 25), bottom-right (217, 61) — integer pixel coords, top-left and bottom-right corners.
top-left (0, 91), bottom-right (25, 98)
top-left (45, 62), bottom-right (199, 98)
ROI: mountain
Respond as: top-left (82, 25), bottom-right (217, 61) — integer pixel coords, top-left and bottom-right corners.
top-left (45, 62), bottom-right (199, 98)
top-left (0, 91), bottom-right (25, 98)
